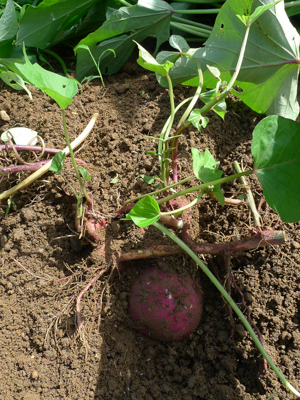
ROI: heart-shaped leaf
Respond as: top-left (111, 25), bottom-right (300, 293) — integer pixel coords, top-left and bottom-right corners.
top-left (252, 115), bottom-right (300, 222)
top-left (123, 195), bottom-right (161, 227)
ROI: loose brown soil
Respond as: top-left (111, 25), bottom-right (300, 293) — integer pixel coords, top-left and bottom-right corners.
top-left (0, 61), bottom-right (299, 400)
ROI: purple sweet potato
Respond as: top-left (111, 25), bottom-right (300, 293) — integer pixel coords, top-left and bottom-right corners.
top-left (128, 264), bottom-right (203, 341)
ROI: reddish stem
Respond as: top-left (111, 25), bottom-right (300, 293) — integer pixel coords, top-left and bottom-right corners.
top-left (117, 230), bottom-right (285, 262)
top-left (0, 160), bottom-right (49, 176)
top-left (0, 158), bottom-right (86, 177)
top-left (1, 144), bottom-right (60, 154)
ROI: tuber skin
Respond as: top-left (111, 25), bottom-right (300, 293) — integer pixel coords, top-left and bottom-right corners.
top-left (128, 262), bottom-right (203, 342)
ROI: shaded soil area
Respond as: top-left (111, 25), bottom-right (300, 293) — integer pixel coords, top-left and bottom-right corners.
top-left (0, 61), bottom-right (300, 400)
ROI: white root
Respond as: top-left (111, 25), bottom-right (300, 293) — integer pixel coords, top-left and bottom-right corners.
top-left (0, 113), bottom-right (99, 201)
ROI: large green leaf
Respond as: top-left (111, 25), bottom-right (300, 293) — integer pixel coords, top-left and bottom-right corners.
top-left (70, 0), bottom-right (109, 39)
top-left (1, 46), bottom-right (78, 109)
top-left (158, 0), bottom-right (300, 120)
top-left (16, 0), bottom-right (98, 48)
top-left (252, 115), bottom-right (300, 222)
top-left (0, 0), bottom-right (18, 43)
top-left (75, 0), bottom-right (173, 81)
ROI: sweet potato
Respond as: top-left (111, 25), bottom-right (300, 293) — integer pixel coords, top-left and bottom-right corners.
top-left (128, 264), bottom-right (203, 341)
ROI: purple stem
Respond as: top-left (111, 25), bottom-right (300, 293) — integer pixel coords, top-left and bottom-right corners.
top-left (0, 158), bottom-right (86, 177)
top-left (0, 160), bottom-right (50, 176)
top-left (0, 144), bottom-right (60, 154)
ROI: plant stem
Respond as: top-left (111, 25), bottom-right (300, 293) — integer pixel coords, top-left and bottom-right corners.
top-left (171, 123), bottom-right (189, 182)
top-left (285, 1), bottom-right (300, 9)
top-left (157, 170), bottom-right (253, 205)
top-left (161, 192), bottom-right (204, 216)
top-left (61, 110), bottom-right (91, 204)
top-left (117, 230), bottom-right (286, 261)
top-left (171, 15), bottom-right (213, 31)
top-left (41, 49), bottom-right (70, 77)
top-left (124, 175), bottom-right (194, 205)
top-left (153, 222), bottom-right (300, 398)
top-left (170, 22), bottom-right (211, 38)
top-left (174, 8), bottom-right (220, 13)
top-left (171, 54), bottom-right (203, 181)
top-left (117, 0), bottom-right (133, 6)
top-left (232, 161), bottom-right (261, 227)
top-left (0, 144), bottom-right (59, 154)
top-left (158, 96), bottom-right (192, 177)
top-left (165, 21), bottom-right (251, 182)
top-left (193, 24), bottom-right (251, 118)
top-left (161, 73), bottom-right (176, 186)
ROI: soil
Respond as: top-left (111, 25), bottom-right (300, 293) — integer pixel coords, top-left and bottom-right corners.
top-left (0, 59), bottom-right (299, 400)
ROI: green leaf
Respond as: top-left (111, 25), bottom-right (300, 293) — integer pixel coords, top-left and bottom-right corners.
top-left (110, 173), bottom-right (118, 184)
top-left (188, 110), bottom-right (209, 131)
top-left (72, 0), bottom-right (109, 38)
top-left (0, 0), bottom-right (18, 43)
top-left (49, 151), bottom-right (66, 174)
top-left (236, 14), bottom-right (249, 26)
top-left (236, 2), bottom-right (283, 26)
top-left (11, 45), bottom-right (78, 109)
top-left (0, 70), bottom-right (32, 99)
top-left (160, 0), bottom-right (300, 120)
top-left (75, 0), bottom-right (172, 81)
top-left (192, 147), bottom-right (223, 183)
top-left (247, 0), bottom-right (283, 25)
top-left (252, 115), bottom-right (300, 222)
top-left (5, 197), bottom-right (17, 218)
top-left (79, 167), bottom-right (91, 181)
top-left (139, 174), bottom-right (159, 184)
top-left (16, 0), bottom-right (98, 48)
top-left (134, 41), bottom-right (173, 76)
top-left (206, 65), bottom-right (221, 80)
top-left (123, 195), bottom-right (160, 227)
top-left (286, 4), bottom-right (300, 17)
top-left (200, 90), bottom-right (226, 120)
top-left (169, 35), bottom-right (189, 53)
top-left (211, 189), bottom-right (225, 207)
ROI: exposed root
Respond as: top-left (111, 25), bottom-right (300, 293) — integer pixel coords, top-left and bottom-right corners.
top-left (45, 294), bottom-right (76, 356)
top-left (8, 257), bottom-right (53, 281)
top-left (76, 264), bottom-right (112, 355)
top-left (97, 262), bottom-right (116, 332)
top-left (117, 230), bottom-right (286, 262)
top-left (84, 194), bottom-right (107, 242)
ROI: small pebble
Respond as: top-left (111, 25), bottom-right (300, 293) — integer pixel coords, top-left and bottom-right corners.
top-left (55, 217), bottom-right (65, 226)
top-left (0, 110), bottom-right (10, 121)
top-left (292, 241), bottom-right (300, 249)
top-left (244, 292), bottom-right (254, 304)
top-left (31, 370), bottom-right (39, 380)
top-left (235, 323), bottom-right (247, 339)
top-left (113, 83), bottom-right (130, 94)
top-left (21, 208), bottom-right (36, 222)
